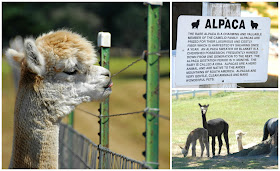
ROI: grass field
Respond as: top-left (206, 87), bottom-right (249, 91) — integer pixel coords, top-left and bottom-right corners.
top-left (2, 56), bottom-right (170, 169)
top-left (172, 91), bottom-right (278, 169)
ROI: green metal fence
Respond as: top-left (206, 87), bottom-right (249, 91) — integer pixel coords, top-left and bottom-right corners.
top-left (65, 3), bottom-right (167, 169)
top-left (59, 123), bottom-right (151, 169)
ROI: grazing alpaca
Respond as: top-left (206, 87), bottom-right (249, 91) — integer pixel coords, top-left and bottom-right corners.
top-left (235, 130), bottom-right (246, 151)
top-left (192, 20), bottom-right (200, 29)
top-left (6, 30), bottom-right (113, 169)
top-left (262, 118), bottom-right (278, 141)
top-left (198, 103), bottom-right (230, 156)
top-left (179, 128), bottom-right (209, 157)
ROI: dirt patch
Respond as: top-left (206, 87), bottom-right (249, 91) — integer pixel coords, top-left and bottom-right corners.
top-left (172, 155), bottom-right (278, 169)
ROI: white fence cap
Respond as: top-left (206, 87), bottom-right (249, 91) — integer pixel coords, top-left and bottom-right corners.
top-left (144, 2), bottom-right (163, 6)
top-left (98, 32), bottom-right (111, 47)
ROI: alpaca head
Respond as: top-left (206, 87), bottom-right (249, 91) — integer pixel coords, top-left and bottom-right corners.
top-left (6, 30), bottom-right (112, 119)
top-left (198, 103), bottom-right (209, 115)
top-left (179, 146), bottom-right (188, 157)
top-left (235, 130), bottom-right (246, 141)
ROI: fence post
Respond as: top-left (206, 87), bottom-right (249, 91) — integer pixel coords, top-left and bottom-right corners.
top-left (200, 2), bottom-right (240, 88)
top-left (68, 111), bottom-right (74, 127)
top-left (98, 32), bottom-right (111, 168)
top-left (145, 2), bottom-right (161, 169)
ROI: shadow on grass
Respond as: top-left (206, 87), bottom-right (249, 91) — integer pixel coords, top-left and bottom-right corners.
top-left (172, 156), bottom-right (278, 169)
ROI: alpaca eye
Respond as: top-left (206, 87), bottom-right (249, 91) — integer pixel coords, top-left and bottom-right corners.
top-left (63, 70), bottom-right (78, 75)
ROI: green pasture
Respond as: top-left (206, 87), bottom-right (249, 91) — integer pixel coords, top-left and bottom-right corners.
top-left (2, 56), bottom-right (170, 169)
top-left (172, 91), bottom-right (278, 169)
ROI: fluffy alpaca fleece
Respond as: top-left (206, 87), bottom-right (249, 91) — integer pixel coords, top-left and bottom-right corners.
top-left (235, 130), bottom-right (246, 151)
top-left (6, 30), bottom-right (112, 169)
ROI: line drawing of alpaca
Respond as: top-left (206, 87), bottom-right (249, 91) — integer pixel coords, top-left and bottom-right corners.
top-left (179, 128), bottom-right (209, 157)
top-left (191, 20), bottom-right (200, 29)
top-left (251, 20), bottom-right (258, 29)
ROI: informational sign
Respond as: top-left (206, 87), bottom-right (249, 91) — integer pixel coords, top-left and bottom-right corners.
top-left (175, 16), bottom-right (271, 86)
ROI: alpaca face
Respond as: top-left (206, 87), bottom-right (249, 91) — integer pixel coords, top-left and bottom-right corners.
top-left (198, 103), bottom-right (209, 115)
top-left (181, 148), bottom-right (188, 157)
top-left (235, 130), bottom-right (246, 141)
top-left (6, 30), bottom-right (112, 117)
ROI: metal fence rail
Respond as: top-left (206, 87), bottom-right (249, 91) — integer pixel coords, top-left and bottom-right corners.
top-left (172, 90), bottom-right (213, 99)
top-left (59, 123), bottom-right (150, 169)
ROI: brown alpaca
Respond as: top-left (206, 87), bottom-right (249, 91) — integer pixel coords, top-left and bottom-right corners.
top-left (6, 30), bottom-right (113, 168)
top-left (180, 128), bottom-right (209, 157)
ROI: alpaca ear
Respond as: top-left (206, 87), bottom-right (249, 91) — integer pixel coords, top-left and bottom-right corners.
top-left (24, 38), bottom-right (45, 76)
top-left (207, 104), bottom-right (209, 107)
top-left (5, 48), bottom-right (25, 66)
top-left (198, 103), bottom-right (202, 107)
top-left (179, 146), bottom-right (183, 149)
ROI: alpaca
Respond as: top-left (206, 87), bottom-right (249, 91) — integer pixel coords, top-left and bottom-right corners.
top-left (6, 30), bottom-right (113, 169)
top-left (235, 130), bottom-right (257, 152)
top-left (262, 118), bottom-right (278, 141)
top-left (251, 20), bottom-right (258, 29)
top-left (198, 103), bottom-right (230, 156)
top-left (235, 130), bottom-right (246, 151)
top-left (192, 20), bottom-right (200, 29)
top-left (179, 128), bottom-right (209, 157)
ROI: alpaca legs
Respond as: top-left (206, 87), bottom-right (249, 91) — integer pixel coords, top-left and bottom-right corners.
top-left (218, 135), bottom-right (223, 155)
top-left (203, 136), bottom-right (209, 157)
top-left (211, 136), bottom-right (216, 156)
top-left (199, 138), bottom-right (204, 157)
top-left (224, 127), bottom-right (230, 154)
top-left (191, 141), bottom-right (196, 157)
top-left (262, 124), bottom-right (269, 141)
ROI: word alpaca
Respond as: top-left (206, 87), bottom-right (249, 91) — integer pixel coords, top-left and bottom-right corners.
top-left (192, 20), bottom-right (200, 29)
top-left (205, 19), bottom-right (245, 29)
top-left (251, 20), bottom-right (258, 29)
top-left (199, 103), bottom-right (230, 156)
top-left (262, 118), bottom-right (278, 141)
top-left (180, 128), bottom-right (209, 157)
top-left (235, 130), bottom-right (246, 151)
top-left (6, 30), bottom-right (113, 169)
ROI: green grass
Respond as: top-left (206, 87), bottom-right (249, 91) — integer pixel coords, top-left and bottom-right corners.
top-left (172, 91), bottom-right (278, 169)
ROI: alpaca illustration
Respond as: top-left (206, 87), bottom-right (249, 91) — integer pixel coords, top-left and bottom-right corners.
top-left (251, 20), bottom-right (258, 29)
top-left (192, 20), bottom-right (200, 29)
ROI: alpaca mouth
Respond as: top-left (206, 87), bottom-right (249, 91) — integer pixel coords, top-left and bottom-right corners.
top-left (104, 81), bottom-right (113, 89)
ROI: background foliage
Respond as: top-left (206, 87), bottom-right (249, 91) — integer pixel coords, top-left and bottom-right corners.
top-left (3, 2), bottom-right (170, 55)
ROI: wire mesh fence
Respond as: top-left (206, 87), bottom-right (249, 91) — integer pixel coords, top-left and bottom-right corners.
top-left (59, 123), bottom-right (150, 169)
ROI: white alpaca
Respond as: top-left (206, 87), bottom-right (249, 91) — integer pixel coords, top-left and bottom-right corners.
top-left (235, 130), bottom-right (257, 152)
top-left (6, 30), bottom-right (113, 169)
top-left (235, 130), bottom-right (246, 151)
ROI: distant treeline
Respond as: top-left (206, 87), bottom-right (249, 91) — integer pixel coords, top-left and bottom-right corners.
top-left (3, 2), bottom-right (170, 56)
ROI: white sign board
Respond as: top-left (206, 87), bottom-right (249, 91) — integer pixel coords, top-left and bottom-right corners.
top-left (175, 16), bottom-right (271, 86)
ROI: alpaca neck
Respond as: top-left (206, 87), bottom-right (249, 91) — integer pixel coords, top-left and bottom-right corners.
top-left (10, 78), bottom-right (60, 169)
top-left (237, 139), bottom-right (243, 151)
top-left (202, 113), bottom-right (208, 129)
top-left (184, 137), bottom-right (192, 154)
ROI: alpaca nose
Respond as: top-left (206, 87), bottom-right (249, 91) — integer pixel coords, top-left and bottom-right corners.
top-left (98, 66), bottom-right (111, 78)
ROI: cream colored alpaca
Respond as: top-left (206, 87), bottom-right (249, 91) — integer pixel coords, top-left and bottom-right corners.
top-left (235, 130), bottom-right (246, 151)
top-left (6, 30), bottom-right (113, 169)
